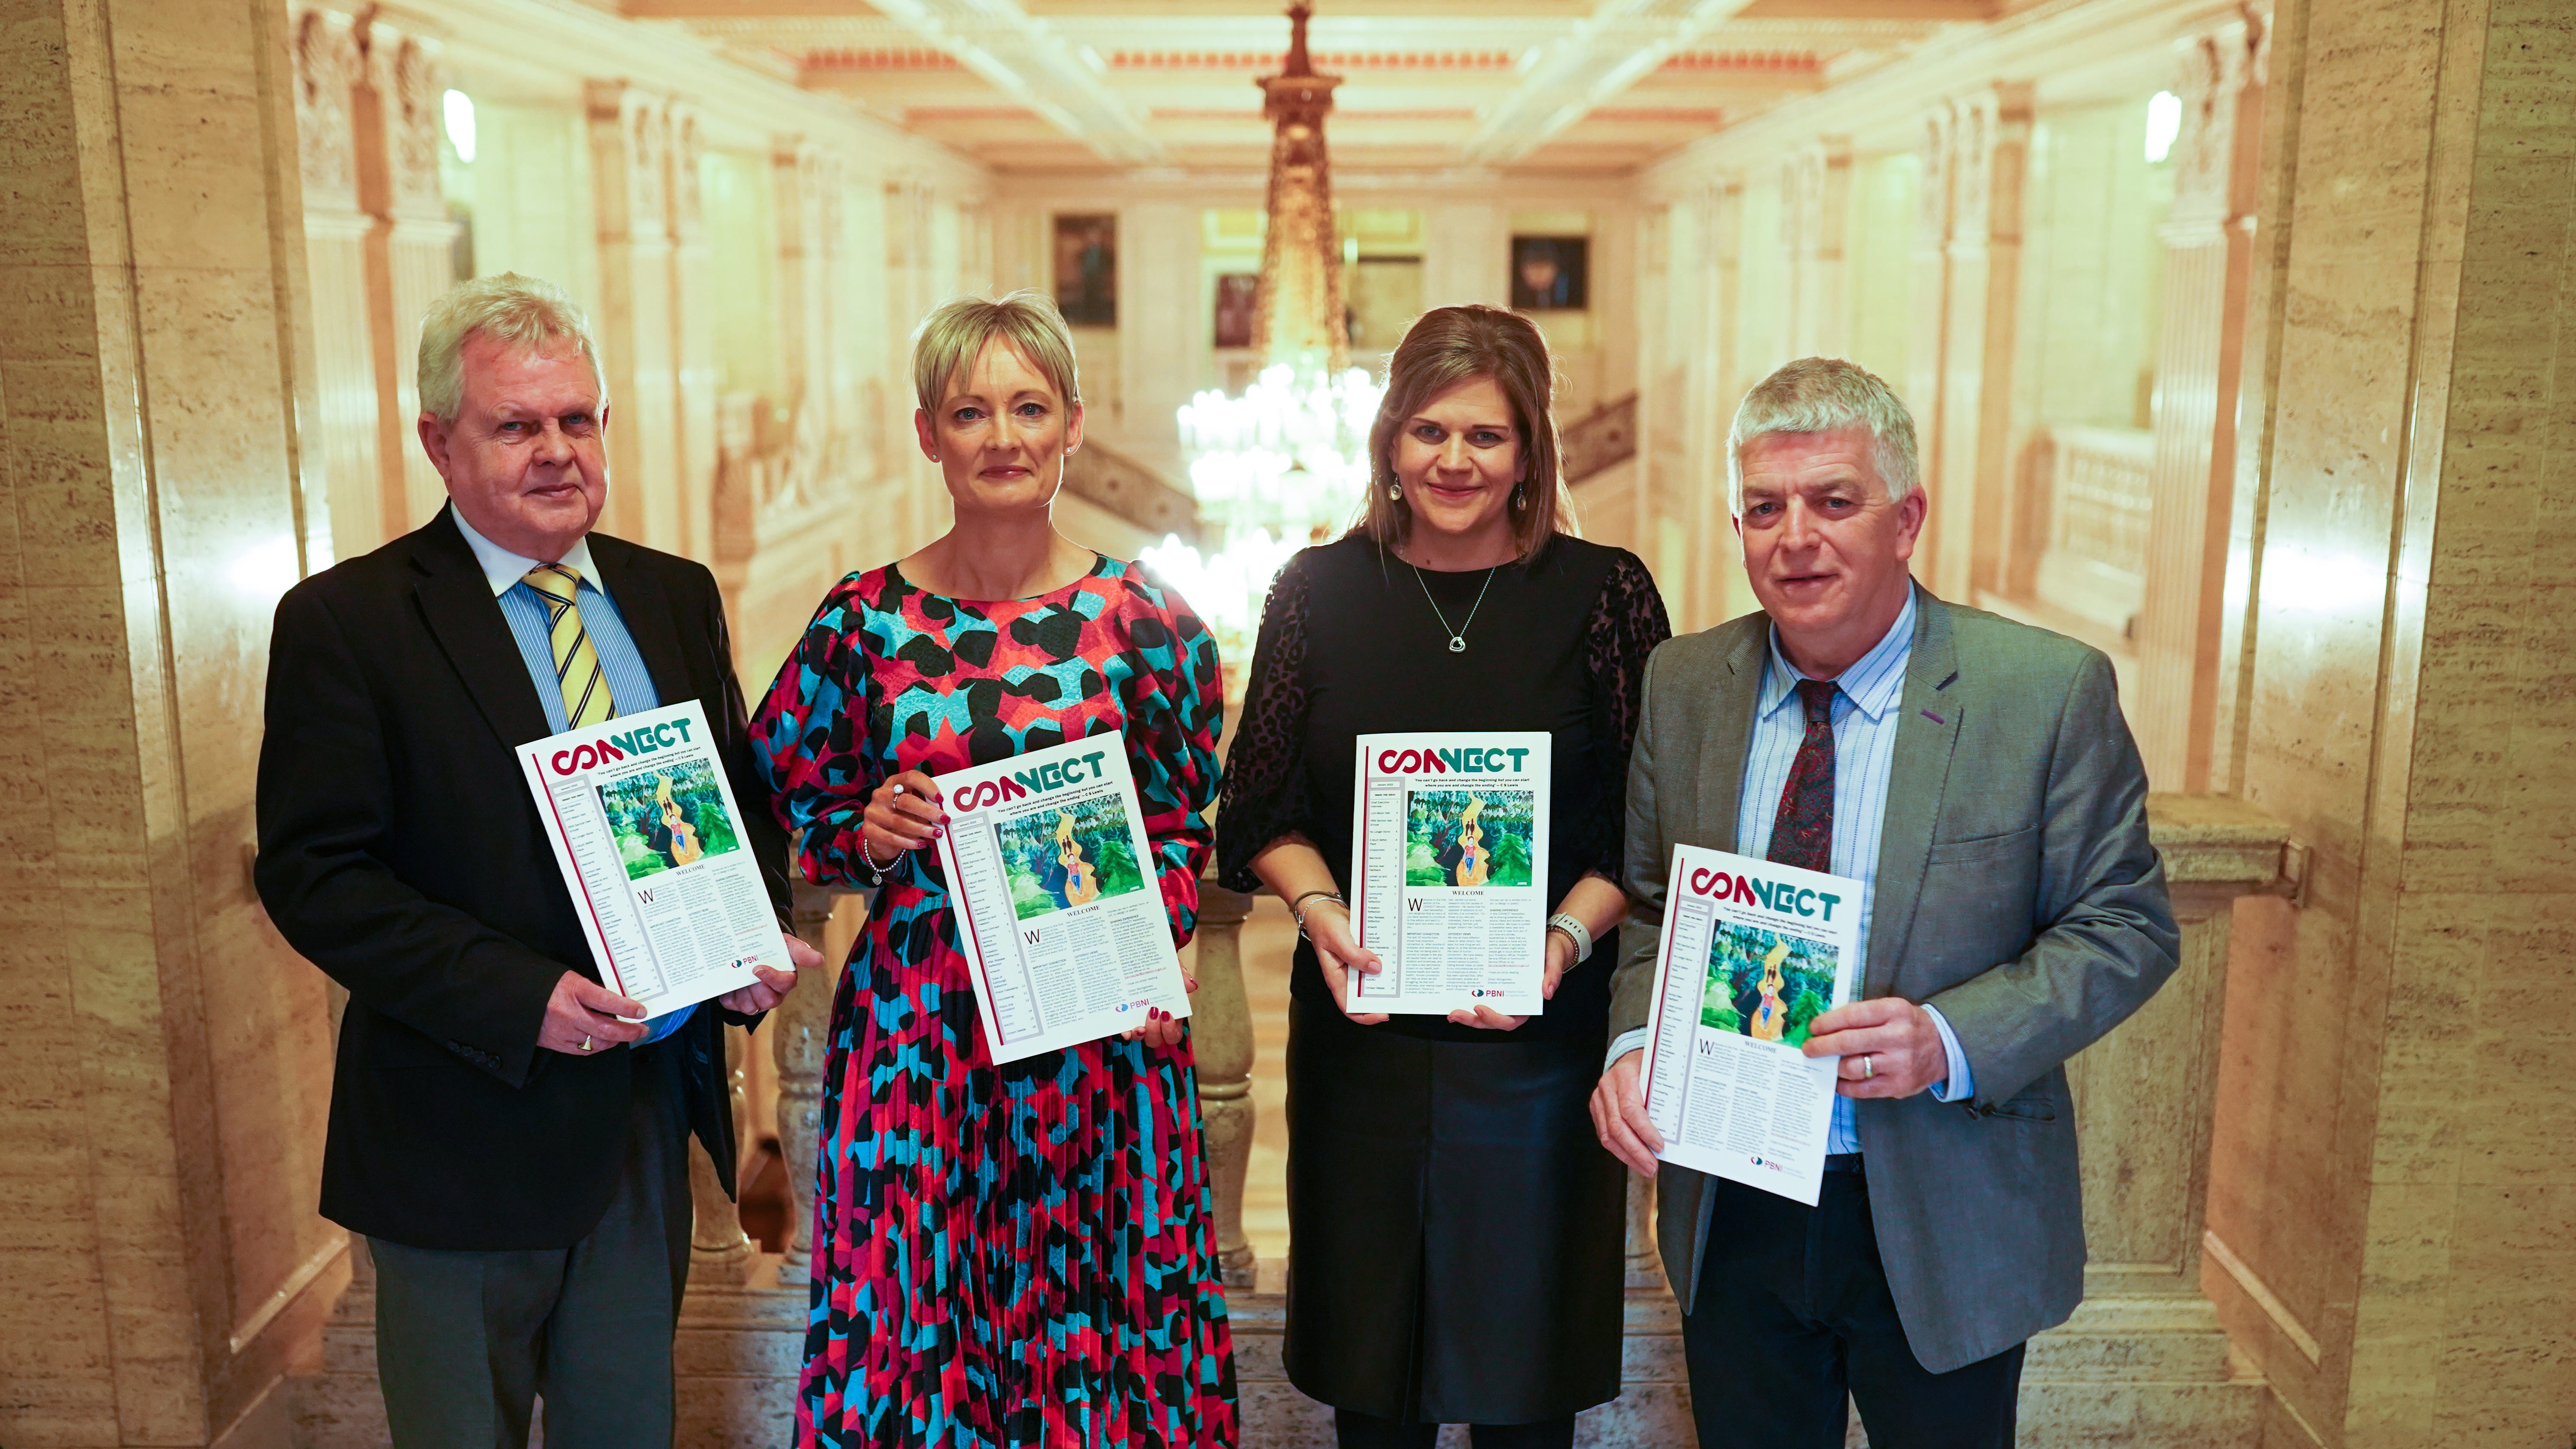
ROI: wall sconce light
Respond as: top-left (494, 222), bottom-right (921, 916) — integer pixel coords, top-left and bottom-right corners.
top-left (2145, 90), bottom-right (2181, 164)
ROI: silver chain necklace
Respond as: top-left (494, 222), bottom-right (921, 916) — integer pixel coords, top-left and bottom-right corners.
top-left (1411, 561), bottom-right (1499, 654)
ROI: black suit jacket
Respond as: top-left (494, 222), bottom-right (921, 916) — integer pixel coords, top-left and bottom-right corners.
top-left (254, 506), bottom-right (791, 1251)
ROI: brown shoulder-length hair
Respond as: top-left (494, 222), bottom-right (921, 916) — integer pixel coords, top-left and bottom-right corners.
top-left (1353, 304), bottom-right (1580, 563)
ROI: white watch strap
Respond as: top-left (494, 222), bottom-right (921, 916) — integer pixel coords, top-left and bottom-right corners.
top-left (1547, 912), bottom-right (1592, 961)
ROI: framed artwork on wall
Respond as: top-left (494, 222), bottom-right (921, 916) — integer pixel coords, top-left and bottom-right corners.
top-left (1510, 235), bottom-right (1589, 310)
top-left (1214, 273), bottom-right (1260, 348)
top-left (1055, 214), bottom-right (1118, 326)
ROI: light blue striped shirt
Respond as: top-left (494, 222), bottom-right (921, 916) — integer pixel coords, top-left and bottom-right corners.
top-left (451, 509), bottom-right (690, 1044)
top-left (1612, 590), bottom-right (1972, 1155)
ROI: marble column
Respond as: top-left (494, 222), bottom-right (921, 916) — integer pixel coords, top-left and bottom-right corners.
top-left (2134, 14), bottom-right (2266, 792)
top-left (2201, 0), bottom-right (2576, 1441)
top-left (1786, 138), bottom-right (1854, 363)
top-left (1928, 85), bottom-right (2032, 603)
top-left (2004, 795), bottom-right (2287, 1447)
top-left (884, 179), bottom-right (940, 550)
top-left (289, 6), bottom-right (375, 569)
top-left (2078, 796), bottom-right (2287, 1296)
top-left (353, 18), bottom-right (460, 541)
top-left (1904, 104), bottom-right (1956, 527)
top-left (670, 107), bottom-right (716, 564)
top-left (1689, 180), bottom-right (1746, 632)
top-left (587, 82), bottom-right (684, 551)
top-left (1117, 201), bottom-right (1200, 476)
top-left (1, 0), bottom-right (348, 1440)
top-left (776, 141), bottom-right (838, 442)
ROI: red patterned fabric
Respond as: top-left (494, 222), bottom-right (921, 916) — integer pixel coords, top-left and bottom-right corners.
top-left (752, 557), bottom-right (1236, 1448)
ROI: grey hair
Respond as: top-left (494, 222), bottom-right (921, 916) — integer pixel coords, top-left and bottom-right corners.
top-left (1725, 356), bottom-right (1921, 514)
top-left (416, 272), bottom-right (605, 424)
top-left (911, 290), bottom-right (1082, 417)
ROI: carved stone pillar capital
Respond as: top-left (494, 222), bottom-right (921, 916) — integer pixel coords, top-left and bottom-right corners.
top-left (361, 21), bottom-right (449, 225)
top-left (1945, 84), bottom-right (2033, 252)
top-left (668, 106), bottom-right (706, 244)
top-left (289, 6), bottom-right (363, 215)
top-left (2166, 10), bottom-right (2266, 232)
top-left (1916, 102), bottom-right (1956, 243)
top-left (587, 81), bottom-right (674, 246)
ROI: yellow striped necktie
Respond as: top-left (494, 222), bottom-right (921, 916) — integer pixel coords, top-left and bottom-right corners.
top-left (522, 563), bottom-right (617, 729)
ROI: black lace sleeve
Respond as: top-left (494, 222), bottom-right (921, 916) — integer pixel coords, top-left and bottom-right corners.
top-left (1215, 551), bottom-right (1320, 892)
top-left (1573, 549), bottom-right (1674, 881)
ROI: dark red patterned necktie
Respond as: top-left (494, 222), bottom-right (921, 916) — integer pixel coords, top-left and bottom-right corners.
top-left (1767, 679), bottom-right (1840, 873)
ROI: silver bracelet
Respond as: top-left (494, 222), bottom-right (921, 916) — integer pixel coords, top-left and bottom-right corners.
top-left (1290, 891), bottom-right (1346, 939)
top-left (859, 832), bottom-right (888, 886)
top-left (1546, 912), bottom-right (1593, 962)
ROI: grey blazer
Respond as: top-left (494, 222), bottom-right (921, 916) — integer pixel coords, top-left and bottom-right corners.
top-left (1607, 588), bottom-right (2179, 1373)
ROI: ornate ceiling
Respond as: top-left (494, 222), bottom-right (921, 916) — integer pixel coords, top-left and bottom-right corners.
top-left (621, 0), bottom-right (1999, 174)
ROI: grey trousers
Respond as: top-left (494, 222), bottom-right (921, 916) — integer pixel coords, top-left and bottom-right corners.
top-left (369, 1041), bottom-right (695, 1449)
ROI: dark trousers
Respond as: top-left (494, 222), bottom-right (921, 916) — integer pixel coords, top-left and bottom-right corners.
top-left (1681, 1169), bottom-right (2023, 1449)
top-left (369, 1041), bottom-right (695, 1449)
top-left (1333, 1408), bottom-right (1578, 1449)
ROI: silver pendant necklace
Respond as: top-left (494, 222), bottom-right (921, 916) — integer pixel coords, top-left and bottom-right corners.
top-left (1412, 560), bottom-right (1499, 654)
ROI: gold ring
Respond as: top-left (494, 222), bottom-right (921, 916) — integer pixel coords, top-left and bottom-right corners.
top-left (1861, 1054), bottom-right (1874, 1080)
top-left (580, 1035), bottom-right (592, 1053)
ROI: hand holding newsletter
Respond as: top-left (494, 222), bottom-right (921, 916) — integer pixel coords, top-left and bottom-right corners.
top-left (1349, 732), bottom-right (1552, 1015)
top-left (1640, 845), bottom-right (1862, 1205)
top-left (518, 700), bottom-right (788, 1019)
top-left (932, 734), bottom-right (1193, 1064)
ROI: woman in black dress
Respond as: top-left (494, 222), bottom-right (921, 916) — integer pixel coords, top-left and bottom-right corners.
top-left (1218, 305), bottom-right (1670, 1448)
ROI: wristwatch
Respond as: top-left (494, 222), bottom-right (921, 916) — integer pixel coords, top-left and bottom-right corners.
top-left (1546, 912), bottom-right (1593, 962)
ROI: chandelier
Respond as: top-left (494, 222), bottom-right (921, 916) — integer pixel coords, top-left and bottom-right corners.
top-left (1143, 3), bottom-right (1383, 653)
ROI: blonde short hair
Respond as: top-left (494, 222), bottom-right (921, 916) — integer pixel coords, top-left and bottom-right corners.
top-left (911, 291), bottom-right (1082, 416)
top-left (1726, 357), bottom-right (1920, 515)
top-left (416, 273), bottom-right (605, 424)
top-left (1354, 304), bottom-right (1577, 565)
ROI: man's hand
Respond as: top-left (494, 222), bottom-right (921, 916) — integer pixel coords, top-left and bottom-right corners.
top-left (1803, 996), bottom-right (1947, 1098)
top-left (1589, 1048), bottom-right (1665, 1177)
top-left (717, 934), bottom-right (817, 1015)
top-left (540, 971), bottom-right (649, 1056)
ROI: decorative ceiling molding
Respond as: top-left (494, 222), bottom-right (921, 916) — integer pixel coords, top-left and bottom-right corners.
top-left (1658, 48), bottom-right (1824, 70)
top-left (860, 0), bottom-right (1164, 162)
top-left (1587, 105), bottom-right (1725, 120)
top-left (646, 0), bottom-right (1981, 170)
top-left (1459, 0), bottom-right (1759, 164)
top-left (906, 106), bottom-right (1045, 120)
top-left (805, 47), bottom-right (967, 71)
top-left (1109, 49), bottom-right (1519, 69)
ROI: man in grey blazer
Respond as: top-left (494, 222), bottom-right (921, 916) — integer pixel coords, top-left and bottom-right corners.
top-left (1589, 357), bottom-right (2178, 1448)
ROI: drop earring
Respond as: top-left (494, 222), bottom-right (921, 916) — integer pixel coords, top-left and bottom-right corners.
top-left (1513, 483), bottom-right (1526, 508)
top-left (1388, 482), bottom-right (1402, 502)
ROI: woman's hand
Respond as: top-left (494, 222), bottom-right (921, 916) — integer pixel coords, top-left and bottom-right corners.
top-left (1443, 927), bottom-right (1577, 1031)
top-left (1304, 902), bottom-right (1389, 1025)
top-left (862, 770), bottom-right (946, 864)
top-left (1121, 963), bottom-right (1197, 1051)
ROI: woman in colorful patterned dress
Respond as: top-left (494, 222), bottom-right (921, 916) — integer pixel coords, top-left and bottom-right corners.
top-left (753, 291), bottom-right (1236, 1448)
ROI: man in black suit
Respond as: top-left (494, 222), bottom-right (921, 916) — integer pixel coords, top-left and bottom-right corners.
top-left (255, 273), bottom-right (817, 1447)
